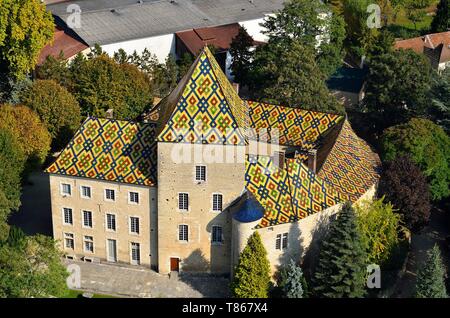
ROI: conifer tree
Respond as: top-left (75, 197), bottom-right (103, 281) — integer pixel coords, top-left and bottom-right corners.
top-left (229, 26), bottom-right (254, 86)
top-left (231, 232), bottom-right (271, 298)
top-left (281, 259), bottom-right (308, 298)
top-left (430, 0), bottom-right (449, 33)
top-left (416, 244), bottom-right (448, 298)
top-left (312, 202), bottom-right (368, 298)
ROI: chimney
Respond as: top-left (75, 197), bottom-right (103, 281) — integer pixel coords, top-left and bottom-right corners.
top-left (307, 149), bottom-right (317, 173)
top-left (106, 109), bottom-right (114, 119)
top-left (232, 83), bottom-right (239, 94)
top-left (273, 151), bottom-right (285, 170)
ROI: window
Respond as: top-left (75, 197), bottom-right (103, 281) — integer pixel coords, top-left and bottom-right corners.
top-left (106, 213), bottom-right (116, 231)
top-left (130, 217), bottom-right (140, 234)
top-left (129, 192), bottom-right (139, 204)
top-left (84, 236), bottom-right (94, 253)
top-left (131, 242), bottom-right (140, 265)
top-left (82, 210), bottom-right (93, 228)
top-left (178, 193), bottom-right (189, 211)
top-left (64, 233), bottom-right (74, 249)
top-left (212, 226), bottom-right (223, 244)
top-left (212, 194), bottom-right (223, 212)
top-left (195, 165), bottom-right (206, 182)
top-left (63, 208), bottom-right (73, 225)
top-left (178, 225), bottom-right (188, 242)
top-left (81, 186), bottom-right (91, 198)
top-left (105, 189), bottom-right (115, 201)
top-left (276, 233), bottom-right (288, 250)
top-left (61, 183), bottom-right (71, 196)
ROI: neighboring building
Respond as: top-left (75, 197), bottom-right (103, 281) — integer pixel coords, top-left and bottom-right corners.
top-left (395, 31), bottom-right (450, 72)
top-left (44, 0), bottom-right (283, 64)
top-left (327, 66), bottom-right (367, 108)
top-left (46, 47), bottom-right (380, 275)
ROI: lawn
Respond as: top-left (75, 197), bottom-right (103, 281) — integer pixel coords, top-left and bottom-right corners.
top-left (62, 289), bottom-right (117, 298)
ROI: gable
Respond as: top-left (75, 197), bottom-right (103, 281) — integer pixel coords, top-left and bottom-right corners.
top-left (157, 49), bottom-right (246, 145)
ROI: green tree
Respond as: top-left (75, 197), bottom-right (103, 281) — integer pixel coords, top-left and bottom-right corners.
top-left (378, 155), bottom-right (431, 231)
top-left (20, 79), bottom-right (81, 150)
top-left (355, 198), bottom-right (400, 265)
top-left (0, 0), bottom-right (54, 79)
top-left (261, 0), bottom-right (346, 77)
top-left (428, 68), bottom-right (450, 133)
top-left (36, 52), bottom-right (73, 89)
top-left (404, 0), bottom-right (434, 30)
top-left (250, 40), bottom-right (344, 114)
top-left (430, 0), bottom-right (449, 33)
top-left (231, 232), bottom-right (271, 298)
top-left (0, 127), bottom-right (25, 212)
top-left (71, 55), bottom-right (153, 120)
top-left (177, 53), bottom-right (194, 80)
top-left (0, 234), bottom-right (69, 298)
top-left (415, 244), bottom-right (448, 298)
top-left (381, 118), bottom-right (450, 201)
top-left (312, 202), bottom-right (367, 298)
top-left (364, 50), bottom-right (432, 131)
top-left (0, 189), bottom-right (11, 241)
top-left (280, 259), bottom-right (307, 298)
top-left (229, 26), bottom-right (254, 85)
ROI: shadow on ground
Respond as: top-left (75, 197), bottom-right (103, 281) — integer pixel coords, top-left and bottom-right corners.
top-left (9, 171), bottom-right (52, 236)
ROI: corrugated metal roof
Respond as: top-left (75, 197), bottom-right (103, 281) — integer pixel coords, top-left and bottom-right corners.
top-left (48, 0), bottom-right (285, 46)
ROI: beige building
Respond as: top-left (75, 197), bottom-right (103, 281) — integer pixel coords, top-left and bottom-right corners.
top-left (46, 47), bottom-right (380, 276)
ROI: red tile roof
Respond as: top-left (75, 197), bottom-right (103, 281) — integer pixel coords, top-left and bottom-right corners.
top-left (176, 23), bottom-right (253, 55)
top-left (38, 27), bottom-right (89, 65)
top-left (395, 31), bottom-right (450, 64)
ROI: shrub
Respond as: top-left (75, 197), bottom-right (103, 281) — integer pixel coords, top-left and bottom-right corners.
top-left (355, 197), bottom-right (401, 265)
top-left (378, 155), bottom-right (431, 231)
top-left (381, 118), bottom-right (450, 201)
top-left (231, 232), bottom-right (271, 298)
top-left (20, 79), bottom-right (81, 150)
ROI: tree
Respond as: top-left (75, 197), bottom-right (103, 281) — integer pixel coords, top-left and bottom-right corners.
top-left (364, 50), bottom-right (432, 131)
top-left (428, 68), bottom-right (450, 133)
top-left (250, 40), bottom-right (345, 114)
top-left (312, 202), bottom-right (367, 298)
top-left (430, 0), bottom-right (449, 33)
top-left (71, 54), bottom-right (153, 120)
top-left (381, 118), bottom-right (450, 201)
top-left (0, 189), bottom-right (11, 241)
top-left (229, 26), bottom-right (254, 85)
top-left (0, 0), bottom-right (54, 79)
top-left (378, 155), bottom-right (431, 231)
top-left (0, 127), bottom-right (25, 212)
top-left (261, 0), bottom-right (346, 77)
top-left (280, 259), bottom-right (308, 298)
top-left (20, 79), bottom-right (81, 150)
top-left (0, 104), bottom-right (51, 167)
top-left (415, 244), bottom-right (448, 298)
top-left (403, 0), bottom-right (434, 30)
top-left (36, 52), bottom-right (73, 89)
top-left (177, 53), bottom-right (194, 80)
top-left (231, 232), bottom-right (271, 298)
top-left (0, 234), bottom-right (69, 298)
top-left (355, 197), bottom-right (401, 265)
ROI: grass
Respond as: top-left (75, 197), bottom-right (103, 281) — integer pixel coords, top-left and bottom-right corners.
top-left (62, 289), bottom-right (117, 298)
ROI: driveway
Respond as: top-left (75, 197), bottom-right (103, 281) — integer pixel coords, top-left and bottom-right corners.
top-left (392, 207), bottom-right (450, 297)
top-left (65, 260), bottom-right (230, 298)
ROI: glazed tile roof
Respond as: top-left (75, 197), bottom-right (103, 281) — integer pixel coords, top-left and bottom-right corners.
top-left (318, 120), bottom-right (381, 202)
top-left (245, 155), bottom-right (344, 228)
top-left (46, 117), bottom-right (157, 186)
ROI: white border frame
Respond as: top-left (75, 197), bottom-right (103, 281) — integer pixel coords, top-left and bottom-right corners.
top-left (128, 216), bottom-right (140, 236)
top-left (211, 193), bottom-right (223, 213)
top-left (62, 207), bottom-right (74, 226)
top-left (106, 238), bottom-right (118, 263)
top-left (80, 185), bottom-right (92, 199)
top-left (177, 224), bottom-right (189, 243)
top-left (104, 188), bottom-right (116, 202)
top-left (128, 191), bottom-right (140, 205)
top-left (129, 242), bottom-right (141, 266)
top-left (177, 192), bottom-right (190, 212)
top-left (63, 232), bottom-right (75, 250)
top-left (210, 224), bottom-right (224, 245)
top-left (81, 210), bottom-right (94, 229)
top-left (83, 235), bottom-right (94, 254)
top-left (193, 165), bottom-right (207, 184)
top-left (60, 182), bottom-right (72, 197)
top-left (105, 212), bottom-right (117, 232)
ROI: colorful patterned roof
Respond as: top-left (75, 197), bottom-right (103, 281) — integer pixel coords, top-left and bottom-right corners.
top-left (46, 117), bottom-right (157, 186)
top-left (157, 47), bottom-right (246, 145)
top-left (248, 100), bottom-right (343, 147)
top-left (245, 155), bottom-right (343, 228)
top-left (318, 120), bottom-right (381, 202)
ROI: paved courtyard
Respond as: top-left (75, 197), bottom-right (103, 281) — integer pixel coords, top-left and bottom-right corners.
top-left (66, 260), bottom-right (230, 298)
